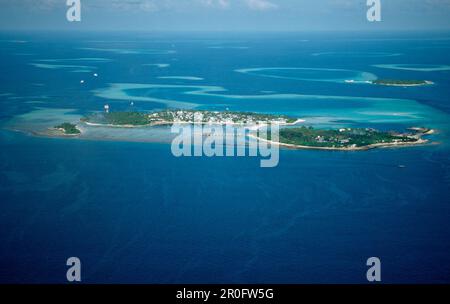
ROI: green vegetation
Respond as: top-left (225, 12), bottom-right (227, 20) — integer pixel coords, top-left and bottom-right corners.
top-left (55, 123), bottom-right (81, 135)
top-left (372, 79), bottom-right (431, 86)
top-left (102, 112), bottom-right (151, 126)
top-left (274, 126), bottom-right (418, 148)
top-left (84, 110), bottom-right (298, 126)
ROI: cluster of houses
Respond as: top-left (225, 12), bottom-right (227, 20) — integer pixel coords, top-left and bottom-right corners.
top-left (147, 110), bottom-right (289, 125)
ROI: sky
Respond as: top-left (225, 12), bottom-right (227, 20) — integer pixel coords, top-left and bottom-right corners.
top-left (0, 0), bottom-right (450, 31)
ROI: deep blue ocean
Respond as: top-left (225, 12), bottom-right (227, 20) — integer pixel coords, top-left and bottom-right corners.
top-left (0, 31), bottom-right (450, 283)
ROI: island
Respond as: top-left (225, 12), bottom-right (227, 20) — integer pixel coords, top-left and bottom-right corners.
top-left (54, 110), bottom-right (433, 151)
top-left (81, 110), bottom-right (302, 127)
top-left (253, 126), bottom-right (432, 151)
top-left (371, 79), bottom-right (434, 87)
top-left (53, 122), bottom-right (81, 136)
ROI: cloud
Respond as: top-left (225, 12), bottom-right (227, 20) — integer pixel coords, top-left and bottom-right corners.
top-left (0, 0), bottom-right (277, 12)
top-left (0, 0), bottom-right (62, 10)
top-left (199, 0), bottom-right (230, 9)
top-left (108, 0), bottom-right (160, 12)
top-left (244, 0), bottom-right (278, 11)
top-left (199, 0), bottom-right (278, 11)
top-left (0, 0), bottom-right (164, 12)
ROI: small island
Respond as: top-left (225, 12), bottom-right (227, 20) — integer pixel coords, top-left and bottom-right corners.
top-left (254, 126), bottom-right (432, 151)
top-left (371, 79), bottom-right (434, 87)
top-left (53, 122), bottom-right (81, 136)
top-left (81, 110), bottom-right (302, 127)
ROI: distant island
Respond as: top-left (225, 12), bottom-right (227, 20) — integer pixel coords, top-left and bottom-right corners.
top-left (81, 110), bottom-right (302, 127)
top-left (53, 123), bottom-right (81, 136)
top-left (253, 126), bottom-right (433, 151)
top-left (371, 79), bottom-right (434, 87)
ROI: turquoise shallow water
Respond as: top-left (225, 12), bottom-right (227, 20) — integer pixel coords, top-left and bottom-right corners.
top-left (0, 31), bottom-right (450, 283)
top-left (235, 67), bottom-right (377, 83)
